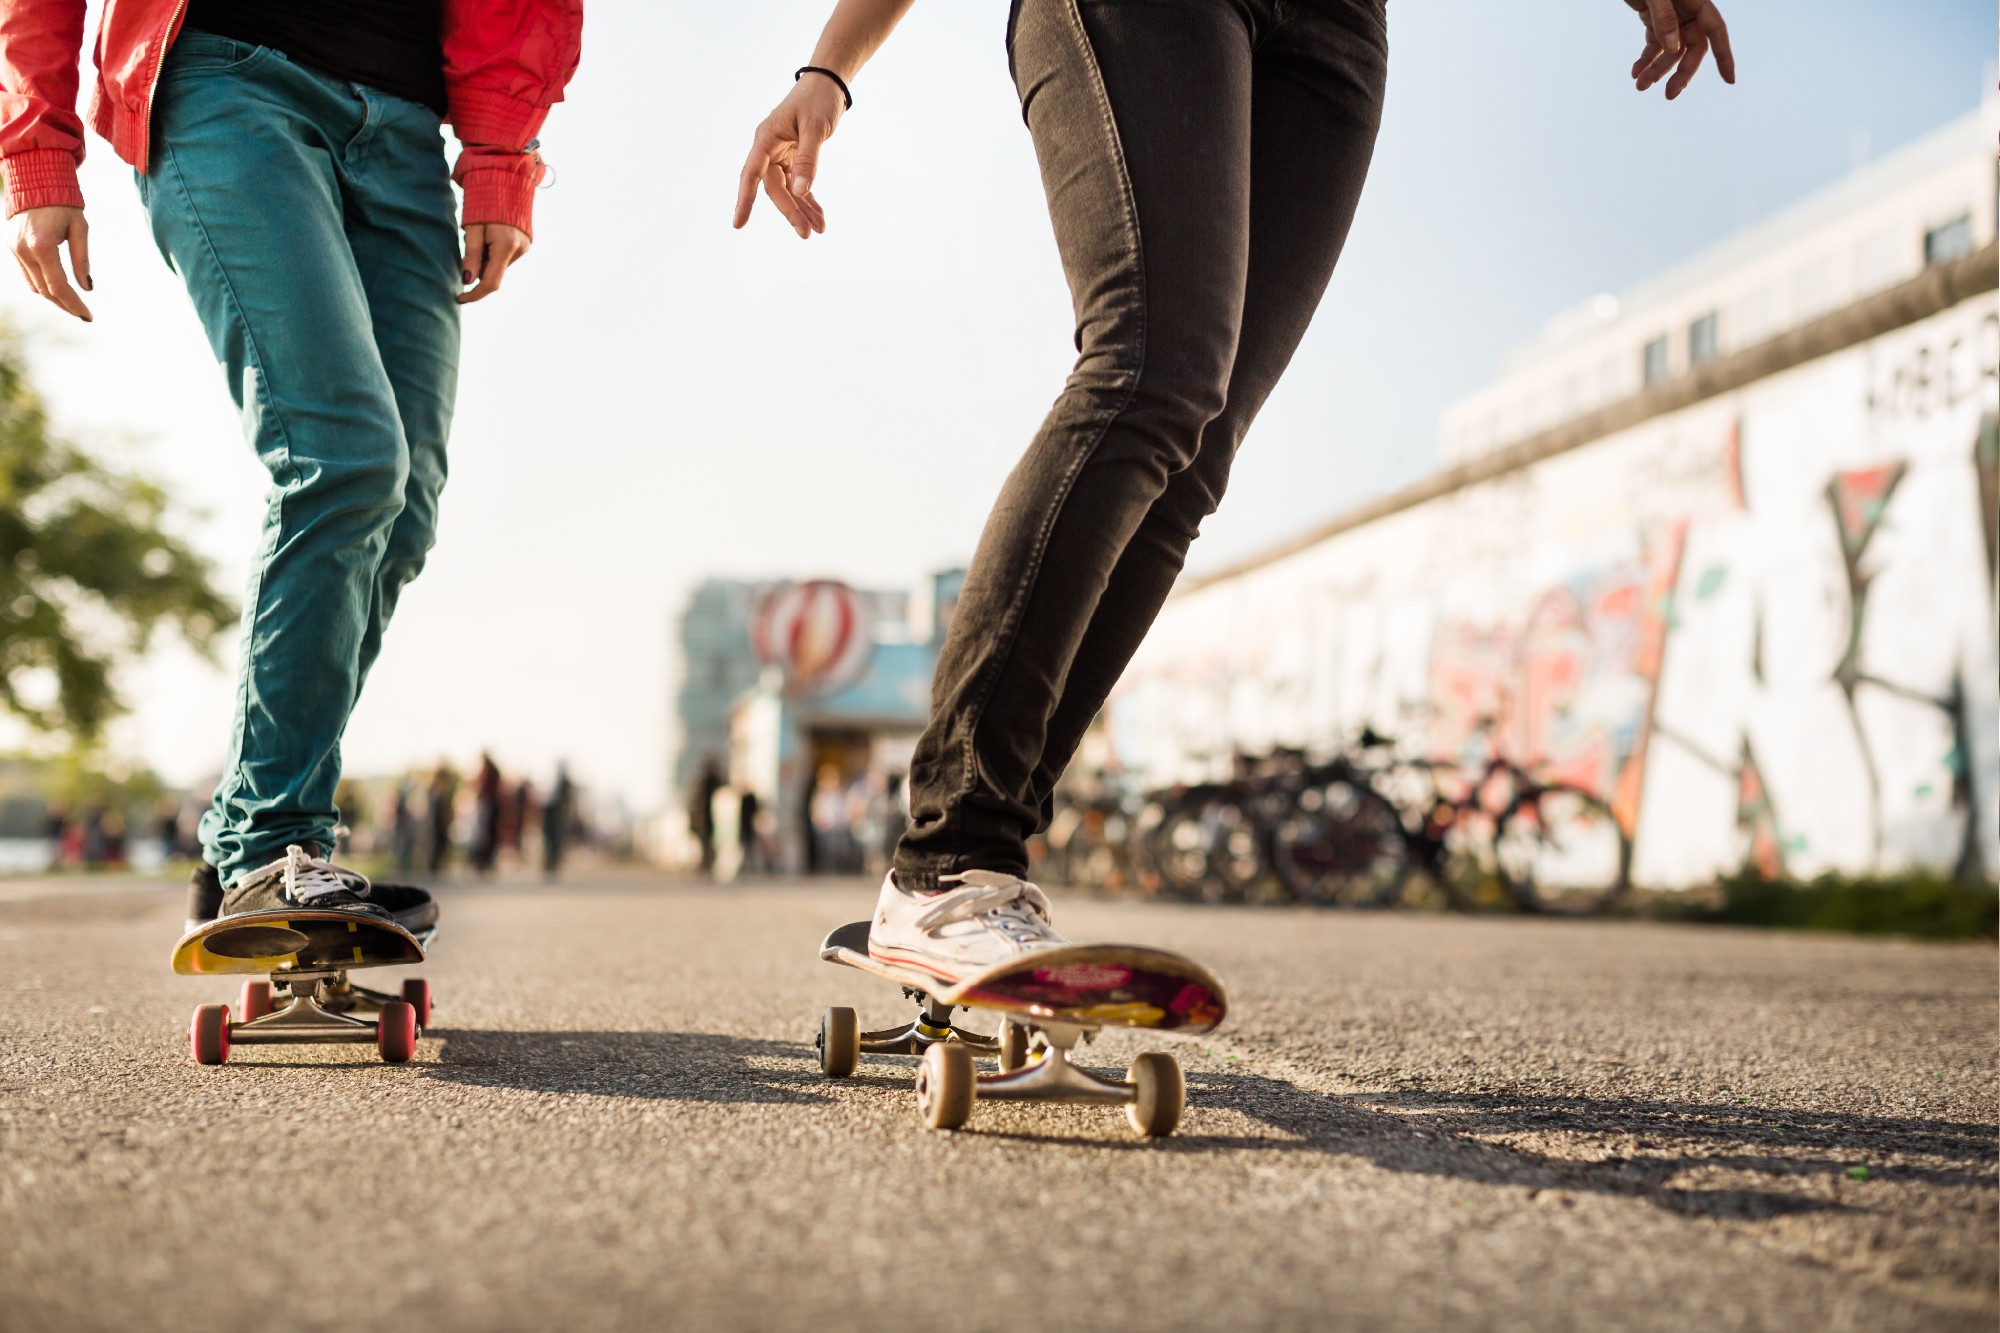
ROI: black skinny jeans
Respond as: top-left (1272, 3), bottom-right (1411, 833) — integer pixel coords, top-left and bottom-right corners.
top-left (895, 0), bottom-right (1388, 888)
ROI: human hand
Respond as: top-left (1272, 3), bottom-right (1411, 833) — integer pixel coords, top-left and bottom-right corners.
top-left (459, 222), bottom-right (531, 305)
top-left (732, 75), bottom-right (843, 238)
top-left (1625, 0), bottom-right (1735, 99)
top-left (11, 206), bottom-right (92, 322)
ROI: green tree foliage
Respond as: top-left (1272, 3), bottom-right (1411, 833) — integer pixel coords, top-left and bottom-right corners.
top-left (0, 333), bottom-right (235, 741)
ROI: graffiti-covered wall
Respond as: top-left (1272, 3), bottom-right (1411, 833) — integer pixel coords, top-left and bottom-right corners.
top-left (1108, 295), bottom-right (2000, 886)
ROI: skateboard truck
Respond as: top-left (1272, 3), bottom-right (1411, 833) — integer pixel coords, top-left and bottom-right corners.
top-left (182, 923), bottom-right (437, 1067)
top-left (974, 1022), bottom-right (1126, 1106)
top-left (911, 1020), bottom-right (1184, 1136)
top-left (815, 921), bottom-right (1207, 1137)
top-left (819, 1001), bottom-right (1186, 1137)
top-left (228, 972), bottom-right (405, 1044)
top-left (822, 988), bottom-right (1001, 1063)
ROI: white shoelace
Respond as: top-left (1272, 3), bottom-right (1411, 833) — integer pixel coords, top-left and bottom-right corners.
top-left (280, 844), bottom-right (368, 902)
top-left (914, 870), bottom-right (1057, 946)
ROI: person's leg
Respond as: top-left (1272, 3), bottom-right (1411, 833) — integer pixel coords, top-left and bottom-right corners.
top-left (894, 0), bottom-right (1260, 889)
top-left (1029, 0), bottom-right (1390, 812)
top-left (336, 91), bottom-right (460, 696)
top-left (338, 89), bottom-right (463, 698)
top-left (139, 36), bottom-right (415, 885)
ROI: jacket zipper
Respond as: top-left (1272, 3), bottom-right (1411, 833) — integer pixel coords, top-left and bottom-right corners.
top-left (136, 0), bottom-right (190, 174)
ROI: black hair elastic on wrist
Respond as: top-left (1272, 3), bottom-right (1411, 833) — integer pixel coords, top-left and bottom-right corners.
top-left (795, 65), bottom-right (853, 110)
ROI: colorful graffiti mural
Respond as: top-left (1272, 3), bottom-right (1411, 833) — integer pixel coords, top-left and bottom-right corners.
top-left (1109, 296), bottom-right (1999, 887)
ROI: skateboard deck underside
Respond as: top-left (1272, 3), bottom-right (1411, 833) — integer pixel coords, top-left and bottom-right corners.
top-left (171, 909), bottom-right (425, 977)
top-left (820, 922), bottom-right (1226, 1034)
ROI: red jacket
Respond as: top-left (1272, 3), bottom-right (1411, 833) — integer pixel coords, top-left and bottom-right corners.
top-left (0, 0), bottom-right (583, 235)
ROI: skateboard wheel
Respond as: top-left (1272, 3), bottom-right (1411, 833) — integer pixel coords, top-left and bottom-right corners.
top-left (189, 1003), bottom-right (231, 1066)
top-left (916, 1042), bottom-right (976, 1131)
top-left (377, 999), bottom-right (418, 1064)
top-left (818, 1007), bottom-right (859, 1078)
top-left (1125, 1052), bottom-right (1184, 1138)
top-left (998, 1021), bottom-right (1030, 1074)
top-left (238, 980), bottom-right (273, 1023)
top-left (400, 978), bottom-right (433, 1029)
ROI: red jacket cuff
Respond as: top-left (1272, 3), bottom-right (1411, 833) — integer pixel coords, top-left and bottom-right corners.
top-left (456, 153), bottom-right (544, 237)
top-left (447, 86), bottom-right (546, 150)
top-left (3, 149), bottom-right (84, 218)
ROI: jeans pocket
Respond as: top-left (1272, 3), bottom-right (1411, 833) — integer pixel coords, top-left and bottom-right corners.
top-left (158, 31), bottom-right (271, 81)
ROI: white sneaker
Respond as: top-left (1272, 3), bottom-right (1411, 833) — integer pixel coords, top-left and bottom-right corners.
top-left (867, 869), bottom-right (1068, 985)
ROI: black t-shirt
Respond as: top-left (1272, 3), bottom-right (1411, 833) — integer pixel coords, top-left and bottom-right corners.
top-left (182, 1), bottom-right (447, 116)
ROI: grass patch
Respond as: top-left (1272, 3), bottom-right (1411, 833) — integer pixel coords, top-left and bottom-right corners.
top-left (1642, 870), bottom-right (1998, 941)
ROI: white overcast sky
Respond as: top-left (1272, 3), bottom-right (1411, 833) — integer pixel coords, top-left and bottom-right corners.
top-left (2, 0), bottom-right (1988, 812)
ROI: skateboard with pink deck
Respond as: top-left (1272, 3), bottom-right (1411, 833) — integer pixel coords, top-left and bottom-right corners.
top-left (815, 920), bottom-right (1227, 1137)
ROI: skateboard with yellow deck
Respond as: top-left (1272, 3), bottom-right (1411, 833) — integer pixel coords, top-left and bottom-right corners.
top-left (172, 909), bottom-right (436, 1065)
top-left (814, 921), bottom-right (1227, 1137)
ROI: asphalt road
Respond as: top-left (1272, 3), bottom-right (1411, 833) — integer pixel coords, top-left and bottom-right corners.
top-left (2, 874), bottom-right (1993, 1332)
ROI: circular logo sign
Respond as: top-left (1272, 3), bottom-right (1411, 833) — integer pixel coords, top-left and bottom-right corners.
top-left (751, 581), bottom-right (873, 696)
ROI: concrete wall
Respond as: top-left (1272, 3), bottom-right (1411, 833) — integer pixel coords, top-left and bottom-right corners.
top-left (1108, 294), bottom-right (2000, 886)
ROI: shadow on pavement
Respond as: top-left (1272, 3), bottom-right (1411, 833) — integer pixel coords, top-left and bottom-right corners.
top-left (422, 1029), bottom-right (857, 1104)
top-left (1316, 1088), bottom-right (1998, 1219)
top-left (416, 1027), bottom-right (1997, 1222)
top-left (975, 1071), bottom-right (1996, 1220)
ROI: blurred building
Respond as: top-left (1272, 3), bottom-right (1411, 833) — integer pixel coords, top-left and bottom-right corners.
top-left (1109, 97), bottom-right (2000, 887)
top-left (671, 570), bottom-right (963, 873)
top-left (674, 579), bottom-right (780, 800)
top-left (1440, 105), bottom-right (1996, 465)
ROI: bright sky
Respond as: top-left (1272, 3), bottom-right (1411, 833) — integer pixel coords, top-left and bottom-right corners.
top-left (2, 0), bottom-right (1988, 814)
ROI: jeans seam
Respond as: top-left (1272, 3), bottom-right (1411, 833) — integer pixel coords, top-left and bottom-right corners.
top-left (158, 134), bottom-right (306, 860)
top-left (936, 0), bottom-right (1148, 870)
top-left (156, 38), bottom-right (273, 85)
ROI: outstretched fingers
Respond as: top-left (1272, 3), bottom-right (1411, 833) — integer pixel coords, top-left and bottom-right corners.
top-left (761, 162), bottom-right (813, 238)
top-left (1635, 41), bottom-right (1678, 91)
top-left (790, 120), bottom-right (829, 204)
top-left (26, 239), bottom-right (88, 321)
top-left (1634, 0), bottom-right (1734, 96)
top-left (461, 227), bottom-right (486, 289)
top-left (13, 252), bottom-right (43, 302)
top-left (735, 118), bottom-right (828, 238)
top-left (457, 223), bottom-right (530, 305)
top-left (735, 128), bottom-right (779, 230)
top-left (1632, 37), bottom-right (1662, 81)
top-left (65, 212), bottom-right (90, 293)
top-left (1641, 0), bottom-right (1682, 55)
top-left (1695, 1), bottom-right (1735, 83)
top-left (1662, 28), bottom-right (1710, 99)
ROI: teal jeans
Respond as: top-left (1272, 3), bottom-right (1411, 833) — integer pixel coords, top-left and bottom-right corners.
top-left (138, 31), bottom-right (461, 883)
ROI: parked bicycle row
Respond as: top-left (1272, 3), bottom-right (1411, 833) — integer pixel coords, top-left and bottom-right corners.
top-left (1032, 730), bottom-right (1633, 915)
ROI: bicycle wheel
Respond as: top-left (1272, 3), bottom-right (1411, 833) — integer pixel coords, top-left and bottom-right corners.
top-left (1041, 804), bottom-right (1084, 888)
top-left (1206, 799), bottom-right (1263, 903)
top-left (1150, 802), bottom-right (1213, 901)
top-left (1494, 784), bottom-right (1631, 914)
top-left (1270, 777), bottom-right (1410, 907)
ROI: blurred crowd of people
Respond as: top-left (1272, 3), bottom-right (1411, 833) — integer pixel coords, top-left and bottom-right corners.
top-left (42, 754), bottom-right (611, 881)
top-left (41, 801), bottom-right (140, 869)
top-left (805, 764), bottom-right (907, 877)
top-left (349, 753), bottom-right (586, 879)
top-left (685, 758), bottom-right (909, 880)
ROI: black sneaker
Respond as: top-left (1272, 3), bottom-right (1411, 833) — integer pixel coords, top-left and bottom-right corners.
top-left (365, 880), bottom-right (441, 935)
top-left (219, 845), bottom-right (390, 920)
top-left (186, 848), bottom-right (438, 934)
top-left (185, 862), bottom-right (225, 934)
